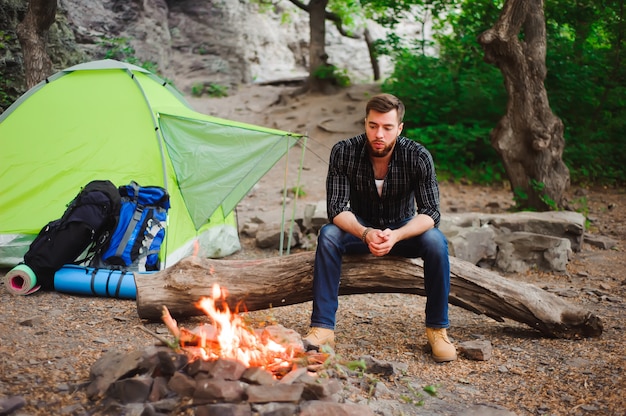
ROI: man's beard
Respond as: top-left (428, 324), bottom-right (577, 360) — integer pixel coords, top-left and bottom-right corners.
top-left (367, 139), bottom-right (394, 158)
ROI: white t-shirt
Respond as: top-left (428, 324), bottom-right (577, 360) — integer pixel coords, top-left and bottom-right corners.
top-left (375, 179), bottom-right (384, 196)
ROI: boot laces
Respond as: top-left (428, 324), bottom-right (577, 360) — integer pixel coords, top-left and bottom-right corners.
top-left (431, 329), bottom-right (450, 343)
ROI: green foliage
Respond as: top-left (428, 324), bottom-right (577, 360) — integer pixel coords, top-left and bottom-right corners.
top-left (423, 384), bottom-right (440, 397)
top-left (0, 75), bottom-right (11, 111)
top-left (191, 83), bottom-right (204, 97)
top-left (512, 180), bottom-right (559, 212)
top-left (543, 2), bottom-right (626, 185)
top-left (97, 36), bottom-right (165, 82)
top-left (405, 124), bottom-right (505, 183)
top-left (312, 64), bottom-right (351, 87)
top-left (344, 358), bottom-right (366, 372)
top-left (191, 82), bottom-right (229, 98)
top-left (0, 30), bottom-right (12, 50)
top-left (383, 53), bottom-right (506, 127)
top-left (206, 83), bottom-right (229, 98)
top-left (99, 37), bottom-right (138, 63)
top-left (289, 186), bottom-right (306, 198)
top-left (382, 49), bottom-right (506, 183)
top-left (376, 0), bottom-right (625, 186)
top-left (0, 30), bottom-right (19, 111)
top-left (399, 381), bottom-right (425, 406)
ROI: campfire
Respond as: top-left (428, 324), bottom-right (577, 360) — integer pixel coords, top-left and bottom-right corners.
top-left (85, 281), bottom-right (383, 415)
top-left (160, 283), bottom-right (310, 378)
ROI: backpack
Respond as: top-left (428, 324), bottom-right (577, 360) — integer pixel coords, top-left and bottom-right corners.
top-left (21, 180), bottom-right (121, 291)
top-left (93, 181), bottom-right (170, 272)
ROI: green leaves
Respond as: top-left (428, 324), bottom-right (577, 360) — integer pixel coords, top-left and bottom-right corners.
top-left (374, 0), bottom-right (624, 185)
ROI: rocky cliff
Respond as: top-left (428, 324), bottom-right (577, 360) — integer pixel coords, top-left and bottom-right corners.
top-left (1, 0), bottom-right (390, 109)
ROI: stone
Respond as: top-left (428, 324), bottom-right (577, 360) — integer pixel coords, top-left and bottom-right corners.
top-left (447, 225), bottom-right (498, 265)
top-left (584, 234), bottom-right (618, 249)
top-left (246, 384), bottom-right (304, 403)
top-left (19, 316), bottom-right (43, 327)
top-left (255, 224), bottom-right (301, 249)
top-left (241, 222), bottom-right (260, 237)
top-left (148, 376), bottom-right (171, 402)
top-left (458, 340), bottom-right (493, 361)
top-left (240, 366), bottom-right (277, 386)
top-left (87, 349), bottom-right (148, 399)
top-left (167, 371), bottom-right (196, 398)
top-left (302, 201), bottom-right (328, 234)
top-left (193, 379), bottom-right (245, 404)
top-left (187, 357), bottom-right (215, 377)
top-left (0, 396), bottom-right (26, 414)
top-left (108, 376), bottom-right (154, 404)
top-left (299, 400), bottom-right (377, 416)
top-left (209, 358), bottom-right (248, 381)
top-left (260, 324), bottom-right (306, 353)
top-left (279, 367), bottom-right (308, 385)
top-left (373, 381), bottom-right (392, 398)
top-left (441, 211), bottom-right (587, 271)
top-left (154, 349), bottom-right (189, 377)
top-left (252, 402), bottom-right (298, 416)
top-left (487, 211), bottom-right (585, 252)
top-left (361, 355), bottom-right (407, 376)
top-left (195, 403), bottom-right (253, 416)
top-left (302, 378), bottom-right (342, 400)
top-left (495, 232), bottom-right (571, 273)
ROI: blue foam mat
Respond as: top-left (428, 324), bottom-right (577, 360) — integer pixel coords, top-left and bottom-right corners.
top-left (54, 265), bottom-right (154, 299)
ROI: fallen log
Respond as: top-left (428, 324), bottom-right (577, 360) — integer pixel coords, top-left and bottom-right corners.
top-left (135, 253), bottom-right (603, 339)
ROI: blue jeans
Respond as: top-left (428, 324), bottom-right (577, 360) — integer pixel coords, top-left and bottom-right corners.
top-left (310, 219), bottom-right (451, 330)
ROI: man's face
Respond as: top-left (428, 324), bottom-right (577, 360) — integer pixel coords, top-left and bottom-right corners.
top-left (365, 109), bottom-right (403, 158)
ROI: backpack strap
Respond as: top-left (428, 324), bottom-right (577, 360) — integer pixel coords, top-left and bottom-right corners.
top-left (113, 204), bottom-right (145, 258)
top-left (113, 182), bottom-right (142, 259)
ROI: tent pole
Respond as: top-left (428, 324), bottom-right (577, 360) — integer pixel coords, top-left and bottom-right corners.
top-left (286, 135), bottom-right (308, 254)
top-left (278, 138), bottom-right (291, 256)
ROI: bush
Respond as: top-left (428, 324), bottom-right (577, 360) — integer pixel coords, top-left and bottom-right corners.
top-left (406, 124), bottom-right (504, 183)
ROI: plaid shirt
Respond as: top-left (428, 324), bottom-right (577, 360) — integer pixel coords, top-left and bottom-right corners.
top-left (326, 133), bottom-right (441, 228)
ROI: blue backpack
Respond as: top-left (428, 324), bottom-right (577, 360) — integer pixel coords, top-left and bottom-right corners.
top-left (94, 181), bottom-right (170, 271)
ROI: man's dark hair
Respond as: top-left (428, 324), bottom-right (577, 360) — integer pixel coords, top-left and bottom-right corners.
top-left (366, 94), bottom-right (405, 123)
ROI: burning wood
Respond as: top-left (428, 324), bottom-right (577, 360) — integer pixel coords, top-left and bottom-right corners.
top-left (159, 283), bottom-right (326, 379)
top-left (86, 282), bottom-right (391, 415)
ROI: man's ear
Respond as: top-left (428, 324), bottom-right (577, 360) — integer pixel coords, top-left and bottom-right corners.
top-left (398, 122), bottom-right (404, 134)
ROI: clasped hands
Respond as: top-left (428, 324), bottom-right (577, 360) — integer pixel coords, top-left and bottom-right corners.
top-left (363, 228), bottom-right (397, 257)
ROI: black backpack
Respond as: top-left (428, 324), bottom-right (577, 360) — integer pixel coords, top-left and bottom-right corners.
top-left (22, 180), bottom-right (121, 291)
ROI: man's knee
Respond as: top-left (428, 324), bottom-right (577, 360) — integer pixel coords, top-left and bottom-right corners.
top-left (318, 223), bottom-right (342, 242)
top-left (422, 228), bottom-right (449, 254)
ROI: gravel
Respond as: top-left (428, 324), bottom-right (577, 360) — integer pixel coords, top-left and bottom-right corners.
top-left (1, 184), bottom-right (624, 416)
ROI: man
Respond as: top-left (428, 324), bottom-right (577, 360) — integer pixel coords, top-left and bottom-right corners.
top-left (302, 93), bottom-right (457, 362)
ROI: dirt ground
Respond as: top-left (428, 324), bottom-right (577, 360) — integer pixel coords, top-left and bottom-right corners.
top-left (1, 83), bottom-right (624, 415)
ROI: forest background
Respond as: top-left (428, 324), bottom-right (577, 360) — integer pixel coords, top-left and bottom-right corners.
top-left (1, 0), bottom-right (624, 188)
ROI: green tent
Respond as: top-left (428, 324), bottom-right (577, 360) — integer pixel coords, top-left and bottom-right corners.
top-left (0, 59), bottom-right (303, 268)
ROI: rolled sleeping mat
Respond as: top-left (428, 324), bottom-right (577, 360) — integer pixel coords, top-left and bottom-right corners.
top-left (3, 264), bottom-right (41, 295)
top-left (53, 265), bottom-right (153, 299)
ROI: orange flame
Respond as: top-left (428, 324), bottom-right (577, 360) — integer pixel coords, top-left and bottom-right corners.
top-left (175, 283), bottom-right (301, 372)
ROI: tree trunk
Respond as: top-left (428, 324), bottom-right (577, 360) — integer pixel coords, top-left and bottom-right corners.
top-left (306, 0), bottom-right (332, 93)
top-left (477, 0), bottom-right (570, 210)
top-left (16, 0), bottom-right (56, 88)
top-left (364, 28), bottom-right (380, 81)
top-left (135, 253), bottom-right (603, 340)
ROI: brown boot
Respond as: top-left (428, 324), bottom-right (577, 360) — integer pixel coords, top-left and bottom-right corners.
top-left (426, 328), bottom-right (457, 362)
top-left (302, 327), bottom-right (335, 351)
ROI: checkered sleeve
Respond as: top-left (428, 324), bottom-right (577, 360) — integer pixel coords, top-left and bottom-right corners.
top-left (326, 142), bottom-right (352, 221)
top-left (414, 147), bottom-right (441, 227)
